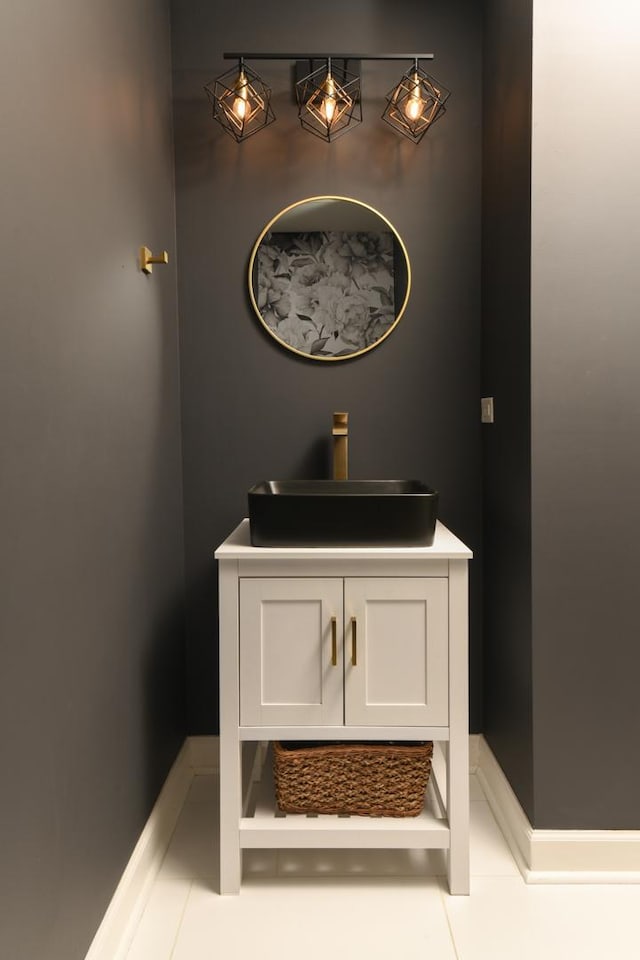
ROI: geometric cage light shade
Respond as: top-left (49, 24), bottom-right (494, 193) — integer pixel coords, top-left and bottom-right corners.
top-left (382, 59), bottom-right (450, 144)
top-left (295, 58), bottom-right (362, 143)
top-left (204, 59), bottom-right (275, 143)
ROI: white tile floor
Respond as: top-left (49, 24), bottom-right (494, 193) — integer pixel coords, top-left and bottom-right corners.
top-left (126, 772), bottom-right (640, 959)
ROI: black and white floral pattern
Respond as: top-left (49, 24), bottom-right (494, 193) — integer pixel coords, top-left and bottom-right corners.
top-left (256, 231), bottom-right (396, 357)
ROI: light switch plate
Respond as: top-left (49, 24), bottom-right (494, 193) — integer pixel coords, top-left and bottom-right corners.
top-left (481, 397), bottom-right (494, 423)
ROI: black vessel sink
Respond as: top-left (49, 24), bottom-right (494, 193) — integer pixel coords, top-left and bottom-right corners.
top-left (248, 480), bottom-right (439, 547)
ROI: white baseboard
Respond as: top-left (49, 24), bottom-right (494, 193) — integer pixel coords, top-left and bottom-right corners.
top-left (188, 734), bottom-right (219, 771)
top-left (84, 737), bottom-right (215, 960)
top-left (477, 735), bottom-right (640, 883)
top-left (468, 733), bottom-right (480, 771)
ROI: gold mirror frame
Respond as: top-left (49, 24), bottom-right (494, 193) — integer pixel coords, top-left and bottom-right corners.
top-left (248, 196), bottom-right (411, 361)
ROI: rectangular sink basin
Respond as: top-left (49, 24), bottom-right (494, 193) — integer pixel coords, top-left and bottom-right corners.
top-left (248, 480), bottom-right (439, 547)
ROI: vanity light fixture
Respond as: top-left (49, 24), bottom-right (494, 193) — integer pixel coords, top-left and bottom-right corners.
top-left (206, 53), bottom-right (448, 144)
top-left (295, 58), bottom-right (362, 142)
top-left (382, 58), bottom-right (450, 143)
top-left (204, 57), bottom-right (275, 142)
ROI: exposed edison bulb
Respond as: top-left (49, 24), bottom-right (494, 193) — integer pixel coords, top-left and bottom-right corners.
top-left (405, 73), bottom-right (424, 121)
top-left (233, 71), bottom-right (250, 121)
top-left (321, 73), bottom-right (337, 124)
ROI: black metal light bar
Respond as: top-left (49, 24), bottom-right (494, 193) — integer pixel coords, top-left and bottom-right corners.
top-left (223, 53), bottom-right (435, 61)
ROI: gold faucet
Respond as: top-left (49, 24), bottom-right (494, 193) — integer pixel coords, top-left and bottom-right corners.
top-left (332, 412), bottom-right (349, 480)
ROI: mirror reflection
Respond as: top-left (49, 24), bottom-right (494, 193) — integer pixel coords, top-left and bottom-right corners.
top-left (249, 197), bottom-right (411, 361)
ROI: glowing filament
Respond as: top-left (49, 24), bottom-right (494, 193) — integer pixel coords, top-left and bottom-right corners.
top-left (322, 74), bottom-right (337, 124)
top-left (233, 71), bottom-right (250, 121)
top-left (405, 73), bottom-right (424, 121)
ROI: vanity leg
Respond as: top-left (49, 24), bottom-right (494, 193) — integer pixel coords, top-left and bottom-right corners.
top-left (219, 734), bottom-right (242, 894)
top-left (447, 560), bottom-right (470, 895)
top-left (446, 737), bottom-right (470, 894)
top-left (219, 560), bottom-right (242, 894)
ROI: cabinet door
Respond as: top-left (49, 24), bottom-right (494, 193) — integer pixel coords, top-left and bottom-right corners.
top-left (240, 578), bottom-right (344, 726)
top-left (344, 578), bottom-right (448, 726)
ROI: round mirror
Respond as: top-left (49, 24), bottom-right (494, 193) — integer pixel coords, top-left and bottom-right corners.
top-left (248, 196), bottom-right (411, 361)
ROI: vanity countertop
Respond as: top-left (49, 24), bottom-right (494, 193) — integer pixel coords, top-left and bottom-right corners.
top-left (215, 518), bottom-right (472, 561)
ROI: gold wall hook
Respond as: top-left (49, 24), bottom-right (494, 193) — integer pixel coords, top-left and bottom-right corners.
top-left (140, 246), bottom-right (169, 274)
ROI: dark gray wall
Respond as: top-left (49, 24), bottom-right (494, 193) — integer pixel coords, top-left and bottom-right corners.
top-left (530, 0), bottom-right (640, 828)
top-left (171, 0), bottom-right (483, 733)
top-left (481, 0), bottom-right (533, 820)
top-left (0, 3), bottom-right (185, 958)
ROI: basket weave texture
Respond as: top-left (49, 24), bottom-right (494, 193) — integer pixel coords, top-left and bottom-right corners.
top-left (272, 740), bottom-right (433, 818)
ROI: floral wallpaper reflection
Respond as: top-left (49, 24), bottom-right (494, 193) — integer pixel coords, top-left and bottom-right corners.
top-left (256, 231), bottom-right (396, 357)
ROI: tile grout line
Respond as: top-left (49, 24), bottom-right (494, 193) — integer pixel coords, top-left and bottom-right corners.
top-left (168, 878), bottom-right (195, 960)
top-left (437, 877), bottom-right (462, 960)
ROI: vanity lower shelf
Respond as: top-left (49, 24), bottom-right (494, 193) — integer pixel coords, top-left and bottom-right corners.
top-left (240, 742), bottom-right (451, 850)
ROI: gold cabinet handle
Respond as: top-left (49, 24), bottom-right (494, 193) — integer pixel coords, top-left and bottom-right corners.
top-left (351, 616), bottom-right (357, 666)
top-left (331, 616), bottom-right (337, 666)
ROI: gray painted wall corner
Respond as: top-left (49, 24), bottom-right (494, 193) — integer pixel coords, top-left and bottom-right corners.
top-left (481, 0), bottom-right (534, 820)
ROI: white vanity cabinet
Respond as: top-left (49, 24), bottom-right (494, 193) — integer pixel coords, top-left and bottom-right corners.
top-left (216, 520), bottom-right (472, 896)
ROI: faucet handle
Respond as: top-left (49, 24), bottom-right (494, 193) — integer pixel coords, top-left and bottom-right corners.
top-left (332, 411), bottom-right (349, 435)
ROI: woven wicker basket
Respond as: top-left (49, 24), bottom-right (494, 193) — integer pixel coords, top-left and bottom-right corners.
top-left (272, 740), bottom-right (433, 818)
